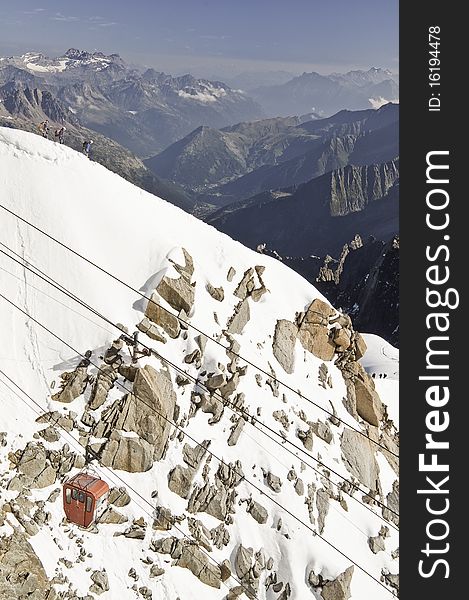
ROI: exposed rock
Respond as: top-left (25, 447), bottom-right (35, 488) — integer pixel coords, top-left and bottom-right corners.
top-left (354, 372), bottom-right (384, 427)
top-left (272, 320), bottom-right (298, 374)
top-left (156, 271), bottom-right (195, 315)
top-left (210, 523), bottom-right (230, 549)
top-left (38, 426), bottom-right (60, 443)
top-left (94, 365), bottom-right (176, 462)
top-left (150, 566), bottom-right (165, 578)
top-left (99, 507), bottom-right (128, 525)
top-left (227, 267), bottom-right (236, 282)
top-left (354, 333), bottom-right (367, 360)
top-left (52, 365), bottom-right (88, 403)
top-left (383, 481), bottom-right (399, 526)
top-left (297, 427), bottom-right (313, 451)
top-left (247, 499), bottom-right (268, 524)
top-left (317, 488), bottom-right (330, 534)
top-left (168, 464), bottom-right (195, 499)
top-left (228, 417), bottom-right (245, 446)
top-left (264, 471), bottom-right (282, 493)
top-left (0, 531), bottom-right (59, 599)
top-left (98, 431), bottom-right (154, 473)
top-left (333, 327), bottom-right (352, 352)
top-left (137, 317), bottom-right (167, 343)
top-left (311, 420), bottom-right (333, 444)
top-left (298, 324), bottom-right (335, 362)
top-left (321, 566), bottom-right (354, 600)
top-left (108, 486), bottom-right (131, 507)
top-left (294, 478), bottom-right (305, 496)
top-left (227, 299), bottom-right (250, 335)
top-left (152, 506), bottom-right (175, 531)
top-left (12, 442), bottom-right (57, 488)
top-left (234, 268), bottom-right (255, 300)
top-left (205, 373), bottom-right (226, 391)
top-left (88, 365), bottom-right (118, 409)
top-left (206, 283), bottom-right (224, 302)
top-left (273, 410), bottom-right (290, 431)
top-left (341, 429), bottom-right (380, 491)
top-left (90, 570), bottom-right (109, 595)
top-left (145, 294), bottom-right (181, 338)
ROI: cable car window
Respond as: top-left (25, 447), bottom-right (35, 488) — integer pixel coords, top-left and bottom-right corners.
top-left (86, 496), bottom-right (93, 512)
top-left (72, 489), bottom-right (79, 500)
top-left (65, 488), bottom-right (71, 504)
top-left (78, 492), bottom-right (85, 503)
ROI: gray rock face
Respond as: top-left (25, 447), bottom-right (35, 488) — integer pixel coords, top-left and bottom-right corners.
top-left (354, 373), bottom-right (384, 427)
top-left (137, 317), bottom-right (167, 343)
top-left (227, 299), bottom-right (250, 334)
top-left (156, 260), bottom-right (195, 314)
top-left (316, 488), bottom-right (330, 534)
top-left (206, 283), bottom-right (224, 302)
top-left (152, 537), bottom-right (221, 589)
top-left (321, 566), bottom-right (354, 600)
top-left (247, 499), bottom-right (268, 524)
top-left (90, 570), bottom-right (109, 595)
top-left (228, 417), bottom-right (245, 446)
top-left (0, 531), bottom-right (59, 599)
top-left (297, 299), bottom-right (336, 361)
top-left (88, 365), bottom-right (118, 409)
top-left (145, 293), bottom-right (181, 338)
top-left (52, 365), bottom-right (88, 403)
top-left (94, 365), bottom-right (176, 463)
top-left (264, 472), bottom-right (282, 493)
top-left (108, 486), bottom-right (131, 507)
top-left (272, 319), bottom-right (298, 374)
top-left (98, 431), bottom-right (154, 473)
top-left (168, 464), bottom-right (196, 499)
top-left (12, 442), bottom-right (57, 489)
top-left (341, 428), bottom-right (380, 490)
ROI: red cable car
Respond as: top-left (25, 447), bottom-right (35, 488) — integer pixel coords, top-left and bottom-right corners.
top-left (63, 472), bottom-right (110, 527)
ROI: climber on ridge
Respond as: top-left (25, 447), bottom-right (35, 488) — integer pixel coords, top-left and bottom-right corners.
top-left (55, 126), bottom-right (66, 144)
top-left (37, 120), bottom-right (49, 139)
top-left (82, 139), bottom-right (93, 158)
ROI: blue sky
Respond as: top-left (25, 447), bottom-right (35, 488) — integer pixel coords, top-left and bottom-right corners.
top-left (0, 1), bottom-right (398, 76)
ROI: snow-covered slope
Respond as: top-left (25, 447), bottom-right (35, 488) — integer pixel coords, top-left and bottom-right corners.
top-left (0, 128), bottom-right (399, 599)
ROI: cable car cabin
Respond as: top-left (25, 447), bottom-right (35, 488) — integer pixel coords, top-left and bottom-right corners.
top-left (63, 473), bottom-right (110, 528)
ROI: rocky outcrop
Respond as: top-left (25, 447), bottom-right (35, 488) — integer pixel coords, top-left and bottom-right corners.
top-left (273, 320), bottom-right (298, 374)
top-left (206, 282), bottom-right (224, 302)
top-left (151, 536), bottom-right (222, 588)
top-left (297, 299), bottom-right (335, 361)
top-left (168, 441), bottom-right (210, 499)
top-left (227, 299), bottom-right (250, 335)
top-left (97, 431), bottom-right (154, 473)
top-left (321, 566), bottom-right (354, 600)
top-left (155, 250), bottom-right (195, 314)
top-left (341, 429), bottom-right (380, 491)
top-left (90, 570), bottom-right (109, 595)
top-left (0, 531), bottom-right (59, 599)
top-left (145, 294), bottom-right (181, 338)
top-left (88, 365), bottom-right (118, 409)
top-left (52, 364), bottom-right (88, 403)
top-left (234, 544), bottom-right (266, 598)
top-left (93, 365), bottom-right (176, 463)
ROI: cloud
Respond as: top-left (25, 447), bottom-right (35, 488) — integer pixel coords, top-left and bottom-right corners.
top-left (199, 35), bottom-right (231, 41)
top-left (51, 13), bottom-right (79, 22)
top-left (22, 8), bottom-right (46, 15)
top-left (98, 22), bottom-right (118, 27)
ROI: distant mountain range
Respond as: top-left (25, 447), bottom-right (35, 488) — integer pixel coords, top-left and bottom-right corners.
top-left (250, 67), bottom-right (399, 117)
top-left (0, 49), bottom-right (264, 156)
top-left (145, 103), bottom-right (399, 210)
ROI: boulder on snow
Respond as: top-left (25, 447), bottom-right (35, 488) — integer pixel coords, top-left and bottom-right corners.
top-left (354, 371), bottom-right (385, 427)
top-left (341, 429), bottom-right (380, 491)
top-left (321, 566), bottom-right (354, 600)
top-left (206, 282), bottom-right (224, 302)
top-left (227, 299), bottom-right (250, 335)
top-left (98, 431), bottom-right (154, 473)
top-left (272, 319), bottom-right (298, 374)
top-left (0, 531), bottom-right (59, 599)
top-left (52, 365), bottom-right (88, 403)
top-left (156, 270), bottom-right (195, 315)
top-left (90, 570), bottom-right (109, 595)
top-left (88, 365), bottom-right (118, 410)
top-left (145, 293), bottom-right (181, 338)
